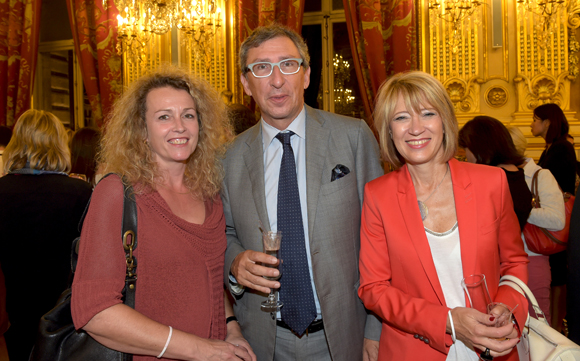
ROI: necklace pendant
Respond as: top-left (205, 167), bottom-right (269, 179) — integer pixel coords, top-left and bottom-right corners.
top-left (418, 200), bottom-right (428, 221)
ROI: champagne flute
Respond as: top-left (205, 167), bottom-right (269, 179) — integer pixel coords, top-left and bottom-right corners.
top-left (462, 274), bottom-right (492, 313)
top-left (260, 231), bottom-right (283, 312)
top-left (487, 303), bottom-right (516, 341)
top-left (462, 274), bottom-right (494, 360)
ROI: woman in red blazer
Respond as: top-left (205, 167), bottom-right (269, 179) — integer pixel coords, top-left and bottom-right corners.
top-left (358, 71), bottom-right (528, 361)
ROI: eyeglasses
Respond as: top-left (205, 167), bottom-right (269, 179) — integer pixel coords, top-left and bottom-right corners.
top-left (245, 58), bottom-right (303, 78)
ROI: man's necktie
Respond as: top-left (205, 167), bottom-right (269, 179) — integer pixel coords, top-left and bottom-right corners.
top-left (275, 131), bottom-right (317, 336)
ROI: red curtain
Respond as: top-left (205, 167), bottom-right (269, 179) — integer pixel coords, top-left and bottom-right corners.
top-left (0, 0), bottom-right (41, 127)
top-left (67, 0), bottom-right (122, 128)
top-left (239, 0), bottom-right (306, 41)
top-left (343, 0), bottom-right (417, 125)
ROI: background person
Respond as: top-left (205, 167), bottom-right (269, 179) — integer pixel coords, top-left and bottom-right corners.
top-left (564, 133), bottom-right (580, 189)
top-left (531, 103), bottom-right (576, 332)
top-left (71, 67), bottom-right (255, 361)
top-left (0, 126), bottom-right (10, 360)
top-left (358, 71), bottom-right (528, 361)
top-left (222, 24), bottom-right (383, 361)
top-left (568, 188), bottom-right (580, 344)
top-left (70, 126), bottom-right (101, 185)
top-left (458, 116), bottom-right (532, 231)
top-left (0, 110), bottom-right (92, 360)
top-left (227, 103), bottom-right (257, 135)
top-left (532, 104), bottom-right (576, 194)
top-left (0, 126), bottom-right (12, 176)
top-left (508, 126), bottom-right (565, 323)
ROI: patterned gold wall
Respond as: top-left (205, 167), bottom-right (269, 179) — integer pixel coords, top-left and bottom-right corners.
top-left (420, 0), bottom-right (580, 160)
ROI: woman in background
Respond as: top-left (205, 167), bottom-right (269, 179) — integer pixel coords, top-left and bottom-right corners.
top-left (72, 67), bottom-right (255, 360)
top-left (358, 71), bottom-right (528, 361)
top-left (458, 116), bottom-right (532, 231)
top-left (532, 104), bottom-right (576, 194)
top-left (531, 103), bottom-right (576, 331)
top-left (70, 126), bottom-right (101, 185)
top-left (508, 126), bottom-right (565, 323)
top-left (0, 110), bottom-right (92, 360)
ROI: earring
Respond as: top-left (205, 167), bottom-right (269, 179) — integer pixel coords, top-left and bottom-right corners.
top-left (389, 130), bottom-right (393, 139)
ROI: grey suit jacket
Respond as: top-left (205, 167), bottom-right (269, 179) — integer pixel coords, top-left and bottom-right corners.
top-left (221, 105), bottom-right (383, 361)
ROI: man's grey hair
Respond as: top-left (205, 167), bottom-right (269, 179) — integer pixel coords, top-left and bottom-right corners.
top-left (239, 23), bottom-right (310, 75)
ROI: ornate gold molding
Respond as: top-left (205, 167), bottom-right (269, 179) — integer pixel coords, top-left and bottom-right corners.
top-left (485, 86), bottom-right (509, 107)
top-left (443, 77), bottom-right (485, 114)
top-left (513, 72), bottom-right (571, 111)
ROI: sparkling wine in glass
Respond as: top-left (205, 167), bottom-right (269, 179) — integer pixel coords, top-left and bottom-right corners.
top-left (261, 231), bottom-right (283, 312)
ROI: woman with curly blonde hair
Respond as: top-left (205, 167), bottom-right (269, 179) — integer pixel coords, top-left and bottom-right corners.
top-left (71, 67), bottom-right (255, 361)
top-left (0, 110), bottom-right (92, 360)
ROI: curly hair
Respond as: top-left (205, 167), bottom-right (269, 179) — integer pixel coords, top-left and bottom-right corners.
top-left (374, 71), bottom-right (458, 169)
top-left (3, 109), bottom-right (71, 173)
top-left (99, 66), bottom-right (232, 199)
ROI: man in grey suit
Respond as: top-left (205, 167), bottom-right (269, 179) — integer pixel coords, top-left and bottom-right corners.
top-left (222, 24), bottom-right (383, 361)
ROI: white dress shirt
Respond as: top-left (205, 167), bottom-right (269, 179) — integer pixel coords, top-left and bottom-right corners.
top-left (261, 106), bottom-right (322, 320)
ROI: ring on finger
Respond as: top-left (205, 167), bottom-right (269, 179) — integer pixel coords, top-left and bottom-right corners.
top-left (482, 347), bottom-right (494, 360)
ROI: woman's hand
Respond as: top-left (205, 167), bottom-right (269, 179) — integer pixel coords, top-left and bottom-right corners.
top-left (449, 307), bottom-right (519, 358)
top-left (194, 338), bottom-right (254, 361)
top-left (224, 319), bottom-right (257, 361)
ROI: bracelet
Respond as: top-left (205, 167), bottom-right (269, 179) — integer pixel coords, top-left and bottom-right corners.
top-left (448, 310), bottom-right (456, 343)
top-left (157, 326), bottom-right (173, 359)
top-left (226, 316), bottom-right (238, 324)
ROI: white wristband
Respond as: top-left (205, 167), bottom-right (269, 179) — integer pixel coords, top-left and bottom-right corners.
top-left (157, 326), bottom-right (173, 359)
top-left (448, 310), bottom-right (456, 343)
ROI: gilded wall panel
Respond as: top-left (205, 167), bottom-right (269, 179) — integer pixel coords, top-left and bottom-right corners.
top-left (421, 0), bottom-right (580, 159)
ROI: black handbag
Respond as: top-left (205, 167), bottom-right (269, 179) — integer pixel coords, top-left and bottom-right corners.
top-left (29, 176), bottom-right (137, 361)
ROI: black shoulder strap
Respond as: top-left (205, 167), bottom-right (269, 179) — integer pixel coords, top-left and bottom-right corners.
top-left (121, 181), bottom-right (138, 309)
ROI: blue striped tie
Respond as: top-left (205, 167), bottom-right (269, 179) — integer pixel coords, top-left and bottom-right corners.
top-left (275, 131), bottom-right (317, 336)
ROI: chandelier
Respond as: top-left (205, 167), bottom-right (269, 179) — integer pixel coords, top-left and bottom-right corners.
top-left (112, 0), bottom-right (222, 63)
top-left (429, 0), bottom-right (484, 53)
top-left (332, 54), bottom-right (356, 115)
top-left (517, 0), bottom-right (566, 47)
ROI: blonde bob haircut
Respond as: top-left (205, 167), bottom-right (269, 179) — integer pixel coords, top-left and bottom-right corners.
top-left (99, 66), bottom-right (232, 199)
top-left (374, 71), bottom-right (458, 169)
top-left (3, 109), bottom-right (71, 173)
top-left (507, 126), bottom-right (528, 157)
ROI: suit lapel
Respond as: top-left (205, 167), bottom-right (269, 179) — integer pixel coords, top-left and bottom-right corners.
top-left (304, 106), bottom-right (331, 240)
top-left (449, 159), bottom-right (478, 279)
top-left (243, 125), bottom-right (271, 231)
top-left (397, 166), bottom-right (446, 305)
